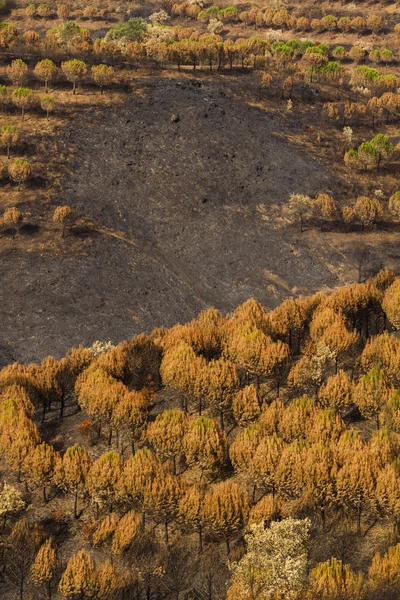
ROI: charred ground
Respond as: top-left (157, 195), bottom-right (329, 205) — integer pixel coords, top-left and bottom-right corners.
top-left (0, 75), bottom-right (396, 364)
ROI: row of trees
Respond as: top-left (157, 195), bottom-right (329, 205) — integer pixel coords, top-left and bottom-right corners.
top-left (171, 3), bottom-right (391, 36)
top-left (25, 2), bottom-right (111, 22)
top-left (0, 205), bottom-right (75, 239)
top-left (1, 19), bottom-right (399, 80)
top-left (3, 58), bottom-right (115, 94)
top-left (284, 190), bottom-right (400, 232)
top-left (344, 133), bottom-right (395, 172)
top-left (324, 92), bottom-right (400, 129)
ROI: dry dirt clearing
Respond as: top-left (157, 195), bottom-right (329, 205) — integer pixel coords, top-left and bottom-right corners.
top-left (0, 76), bottom-right (394, 364)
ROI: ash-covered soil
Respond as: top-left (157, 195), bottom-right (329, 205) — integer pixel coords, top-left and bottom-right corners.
top-left (0, 76), bottom-right (357, 364)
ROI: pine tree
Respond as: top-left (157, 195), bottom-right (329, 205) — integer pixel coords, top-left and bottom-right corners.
top-left (92, 513), bottom-right (119, 548)
top-left (55, 444), bottom-right (92, 518)
top-left (183, 416), bottom-right (228, 476)
top-left (0, 483), bottom-right (25, 526)
top-left (145, 472), bottom-right (182, 543)
top-left (87, 451), bottom-right (122, 513)
top-left (160, 341), bottom-right (206, 413)
top-left (111, 510), bottom-right (141, 554)
top-left (199, 358), bottom-right (239, 429)
top-left (58, 550), bottom-right (97, 599)
top-left (204, 480), bottom-right (249, 554)
top-left (248, 494), bottom-right (286, 527)
top-left (4, 518), bottom-right (43, 600)
top-left (336, 451), bottom-right (377, 535)
top-left (24, 442), bottom-right (61, 503)
top-left (361, 331), bottom-right (400, 387)
top-left (309, 558), bottom-right (365, 600)
top-left (383, 279), bottom-right (400, 331)
top-left (113, 388), bottom-right (148, 454)
top-left (232, 385), bottom-right (262, 427)
top-left (251, 434), bottom-right (284, 499)
top-left (118, 448), bottom-right (163, 524)
top-left (368, 544), bottom-right (400, 599)
top-left (178, 484), bottom-right (207, 552)
top-left (376, 463), bottom-right (400, 535)
top-left (319, 371), bottom-right (354, 414)
top-left (96, 560), bottom-right (122, 600)
top-left (353, 367), bottom-right (390, 429)
top-left (270, 297), bottom-right (307, 352)
top-left (301, 443), bottom-right (336, 531)
top-left (146, 409), bottom-right (187, 474)
top-left (31, 539), bottom-right (57, 599)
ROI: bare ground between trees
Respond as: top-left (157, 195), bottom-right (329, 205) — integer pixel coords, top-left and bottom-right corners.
top-left (0, 75), bottom-right (398, 365)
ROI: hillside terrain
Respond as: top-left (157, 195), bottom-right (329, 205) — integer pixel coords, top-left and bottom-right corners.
top-left (0, 0), bottom-right (399, 598)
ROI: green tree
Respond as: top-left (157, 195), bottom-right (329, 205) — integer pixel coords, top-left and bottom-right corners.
top-left (41, 95), bottom-right (57, 120)
top-left (12, 88), bottom-right (34, 120)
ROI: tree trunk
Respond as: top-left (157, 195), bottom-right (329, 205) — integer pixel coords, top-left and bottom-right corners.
top-left (198, 525), bottom-right (203, 553)
top-left (74, 491), bottom-right (79, 519)
top-left (73, 81), bottom-right (76, 94)
top-left (226, 538), bottom-right (230, 555)
top-left (357, 506), bottom-right (362, 536)
top-left (59, 391), bottom-right (65, 418)
top-left (252, 482), bottom-right (257, 504)
top-left (7, 145), bottom-right (10, 159)
top-left (164, 520), bottom-right (169, 544)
